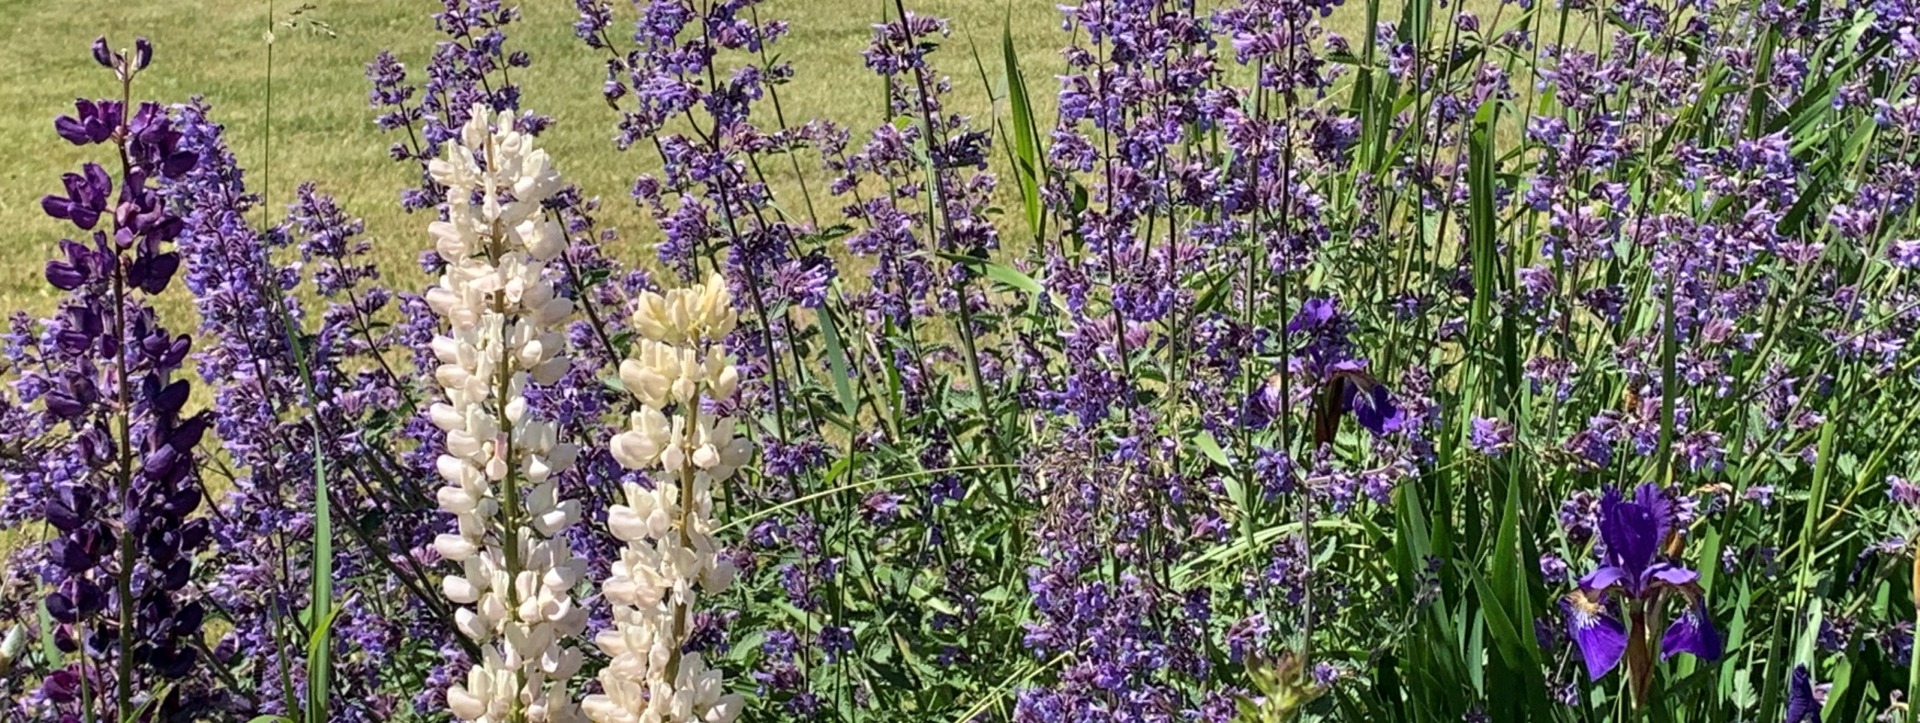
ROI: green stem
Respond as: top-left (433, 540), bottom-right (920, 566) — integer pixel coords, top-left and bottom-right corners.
top-left (111, 65), bottom-right (137, 723)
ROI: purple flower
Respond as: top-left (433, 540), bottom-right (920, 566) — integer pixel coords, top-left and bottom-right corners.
top-left (1786, 664), bottom-right (1821, 723)
top-left (1558, 485), bottom-right (1720, 701)
top-left (40, 164), bottom-right (112, 230)
top-left (1327, 362), bottom-right (1404, 437)
top-left (1890, 476), bottom-right (1920, 507)
top-left (1469, 416), bottom-right (1514, 456)
top-left (8, 36), bottom-right (225, 717)
top-left (54, 99), bottom-right (124, 146)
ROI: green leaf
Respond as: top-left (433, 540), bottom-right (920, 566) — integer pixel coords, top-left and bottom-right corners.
top-left (937, 252), bottom-right (1044, 296)
top-left (1192, 430), bottom-right (1232, 470)
top-left (37, 598), bottom-right (59, 666)
top-left (816, 307), bottom-right (861, 419)
top-left (1001, 9), bottom-right (1045, 241)
top-left (277, 295), bottom-right (334, 723)
top-left (305, 601), bottom-right (343, 714)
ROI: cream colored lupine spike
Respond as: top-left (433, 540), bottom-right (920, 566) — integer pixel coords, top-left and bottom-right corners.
top-left (587, 271), bottom-right (747, 723)
top-left (429, 104), bottom-right (586, 723)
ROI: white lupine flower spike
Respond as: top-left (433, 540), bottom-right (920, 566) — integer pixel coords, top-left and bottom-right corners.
top-left (429, 105), bottom-right (586, 723)
top-left (585, 273), bottom-right (747, 723)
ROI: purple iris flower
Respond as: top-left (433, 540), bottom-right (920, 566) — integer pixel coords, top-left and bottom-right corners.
top-left (1785, 664), bottom-right (1821, 723)
top-left (1558, 484), bottom-right (1721, 703)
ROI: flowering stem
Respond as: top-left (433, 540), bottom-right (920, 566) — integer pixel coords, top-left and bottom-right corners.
top-left (668, 387), bottom-right (702, 683)
top-left (890, 0), bottom-right (1013, 500)
top-left (746, 2), bottom-right (817, 228)
top-left (1627, 604), bottom-right (1652, 708)
top-left (488, 205), bottom-right (529, 723)
top-left (110, 67), bottom-right (137, 723)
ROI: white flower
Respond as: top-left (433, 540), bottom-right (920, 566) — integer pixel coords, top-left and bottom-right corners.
top-left (588, 273), bottom-right (751, 723)
top-left (429, 104), bottom-right (585, 723)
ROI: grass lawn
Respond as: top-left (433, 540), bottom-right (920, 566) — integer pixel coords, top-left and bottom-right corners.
top-left (0, 0), bottom-right (1083, 318)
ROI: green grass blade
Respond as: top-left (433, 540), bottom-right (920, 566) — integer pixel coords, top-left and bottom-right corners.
top-left (1001, 7), bottom-right (1045, 242)
top-left (817, 307), bottom-right (861, 419)
top-left (305, 602), bottom-right (343, 722)
top-left (276, 292), bottom-right (331, 723)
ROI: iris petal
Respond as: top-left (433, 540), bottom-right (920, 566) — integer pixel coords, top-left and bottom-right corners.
top-left (1785, 664), bottom-right (1821, 723)
top-left (1599, 487), bottom-right (1660, 579)
top-left (1634, 482), bottom-right (1674, 545)
top-left (1578, 565), bottom-right (1630, 594)
top-left (1560, 594), bottom-right (1628, 680)
top-left (1659, 599), bottom-right (1722, 661)
top-left (1645, 562), bottom-right (1700, 592)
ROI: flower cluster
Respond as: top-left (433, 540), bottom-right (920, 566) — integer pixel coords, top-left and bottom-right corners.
top-left (586, 273), bottom-right (749, 723)
top-left (426, 105), bottom-right (589, 723)
top-left (8, 36), bottom-right (218, 719)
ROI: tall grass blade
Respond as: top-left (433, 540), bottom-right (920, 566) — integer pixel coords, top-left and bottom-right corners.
top-left (1001, 8), bottom-right (1045, 242)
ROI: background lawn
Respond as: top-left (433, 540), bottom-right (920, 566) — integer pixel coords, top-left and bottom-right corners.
top-left (0, 0), bottom-right (1084, 318)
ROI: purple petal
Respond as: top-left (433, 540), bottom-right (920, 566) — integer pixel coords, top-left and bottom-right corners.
top-left (1659, 599), bottom-right (1722, 661)
top-left (43, 391), bottom-right (86, 419)
top-left (1785, 664), bottom-right (1821, 723)
top-left (141, 445), bottom-right (181, 479)
top-left (1634, 483), bottom-right (1674, 547)
top-left (45, 259), bottom-right (86, 290)
top-left (1645, 563), bottom-right (1699, 591)
top-left (136, 252), bottom-right (180, 294)
top-left (1600, 486), bottom-right (1660, 579)
top-left (45, 488), bottom-right (90, 531)
top-left (172, 413), bottom-right (209, 449)
top-left (41, 669), bottom-right (80, 703)
top-left (1287, 298), bottom-right (1337, 334)
top-left (82, 163), bottom-right (111, 197)
top-left (152, 379), bottom-right (190, 415)
top-left (40, 194), bottom-right (74, 221)
top-left (1561, 593), bottom-right (1628, 680)
top-left (1353, 384), bottom-right (1405, 435)
top-left (1578, 565), bottom-right (1629, 594)
top-left (161, 150), bottom-right (196, 178)
top-left (54, 116), bottom-right (90, 145)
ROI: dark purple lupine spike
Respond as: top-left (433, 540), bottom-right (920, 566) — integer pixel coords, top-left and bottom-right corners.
top-left (5, 37), bottom-right (223, 718)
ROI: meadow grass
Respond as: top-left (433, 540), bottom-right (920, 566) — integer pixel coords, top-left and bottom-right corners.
top-left (0, 0), bottom-right (1082, 318)
top-left (1, 0), bottom-right (1528, 313)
